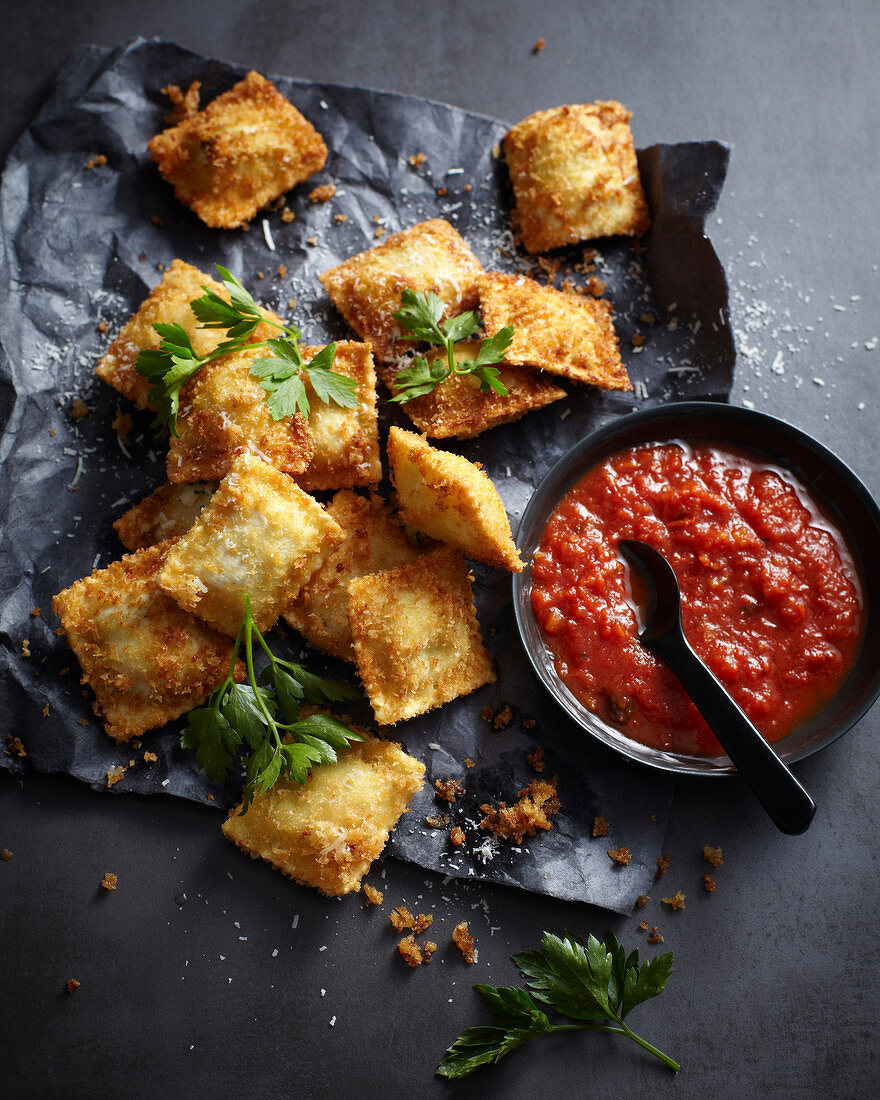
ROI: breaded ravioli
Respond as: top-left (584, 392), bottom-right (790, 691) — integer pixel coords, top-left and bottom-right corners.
top-left (222, 733), bottom-right (425, 896)
top-left (148, 70), bottom-right (327, 229)
top-left (294, 342), bottom-right (382, 492)
top-left (159, 453), bottom-right (343, 636)
top-left (167, 343), bottom-right (315, 483)
top-left (477, 272), bottom-right (630, 391)
top-left (53, 541), bottom-right (239, 742)
top-left (96, 260), bottom-right (230, 409)
top-left (387, 426), bottom-right (523, 572)
top-left (504, 102), bottom-right (650, 252)
top-left (348, 545), bottom-right (495, 726)
top-left (113, 481), bottom-right (217, 552)
top-left (380, 340), bottom-right (566, 439)
top-left (285, 490), bottom-right (424, 662)
top-left (318, 219), bottom-right (484, 361)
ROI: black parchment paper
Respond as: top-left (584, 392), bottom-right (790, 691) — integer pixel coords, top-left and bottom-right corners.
top-left (0, 38), bottom-right (734, 912)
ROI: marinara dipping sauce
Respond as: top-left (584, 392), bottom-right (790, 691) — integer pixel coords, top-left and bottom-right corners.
top-left (530, 441), bottom-right (863, 756)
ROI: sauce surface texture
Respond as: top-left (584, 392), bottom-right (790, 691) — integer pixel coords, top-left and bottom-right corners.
top-left (530, 441), bottom-right (862, 755)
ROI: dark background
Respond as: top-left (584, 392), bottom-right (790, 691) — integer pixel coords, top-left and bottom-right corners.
top-left (2, 2), bottom-right (878, 1098)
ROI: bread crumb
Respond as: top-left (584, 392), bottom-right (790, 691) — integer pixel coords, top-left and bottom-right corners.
top-left (607, 847), bottom-right (631, 866)
top-left (42, 703), bottom-right (50, 718)
top-left (631, 333), bottom-right (645, 347)
top-left (106, 765), bottom-right (125, 787)
top-left (647, 927), bottom-right (664, 944)
top-left (277, 264), bottom-right (287, 278)
top-left (492, 704), bottom-right (513, 730)
top-left (703, 845), bottom-right (723, 867)
top-left (656, 851), bottom-right (671, 878)
top-left (452, 921), bottom-right (477, 964)
top-left (640, 313), bottom-right (655, 324)
top-left (287, 298), bottom-right (297, 310)
top-left (309, 183), bottom-right (337, 204)
top-left (425, 813), bottom-right (450, 829)
top-left (480, 777), bottom-right (560, 844)
top-left (374, 227), bottom-right (386, 239)
top-left (8, 736), bottom-right (27, 757)
top-left (390, 907), bottom-right (433, 933)
top-left (30, 607), bottom-right (41, 617)
top-left (661, 890), bottom-right (686, 911)
top-left (306, 236), bottom-right (318, 246)
top-left (362, 884), bottom-right (384, 906)
top-left (1, 849), bottom-right (12, 862)
top-left (20, 639), bottom-right (30, 658)
top-left (101, 872), bottom-right (117, 891)
top-left (333, 213), bottom-right (348, 224)
top-left (85, 154), bottom-right (107, 169)
top-left (160, 81), bottom-right (200, 125)
top-left (701, 874), bottom-right (717, 893)
top-left (397, 934), bottom-right (436, 967)
top-left (450, 826), bottom-right (465, 847)
top-left (408, 153), bottom-right (427, 169)
top-left (435, 778), bottom-right (465, 804)
top-left (66, 978), bottom-right (81, 994)
top-left (592, 815), bottom-right (610, 837)
top-left (281, 207), bottom-right (295, 223)
top-left (533, 37), bottom-right (546, 53)
top-left (97, 319), bottom-right (109, 333)
top-left (586, 275), bottom-right (606, 297)
top-left (635, 894), bottom-right (649, 908)
top-left (151, 214), bottom-right (164, 228)
top-left (112, 409), bottom-right (133, 442)
top-left (143, 751), bottom-right (158, 763)
top-left (464, 758), bottom-right (475, 768)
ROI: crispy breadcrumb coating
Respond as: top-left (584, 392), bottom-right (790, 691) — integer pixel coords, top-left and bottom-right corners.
top-left (397, 934), bottom-right (437, 968)
top-left (452, 921), bottom-right (477, 963)
top-left (114, 481), bottom-right (217, 552)
top-left (661, 890), bottom-right (686, 911)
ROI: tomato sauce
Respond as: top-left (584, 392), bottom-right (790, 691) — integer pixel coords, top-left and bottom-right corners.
top-left (530, 441), bottom-right (863, 755)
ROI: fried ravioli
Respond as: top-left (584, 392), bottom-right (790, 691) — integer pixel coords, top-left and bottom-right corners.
top-left (96, 260), bottom-right (230, 409)
top-left (348, 545), bottom-right (495, 725)
top-left (159, 452), bottom-right (343, 636)
top-left (166, 342), bottom-right (315, 483)
top-left (477, 272), bottom-right (630, 390)
top-left (148, 71), bottom-right (327, 229)
top-left (386, 426), bottom-right (523, 572)
top-left (53, 541), bottom-right (239, 742)
top-left (504, 102), bottom-right (650, 252)
top-left (380, 340), bottom-right (566, 439)
top-left (113, 481), bottom-right (217, 552)
top-left (221, 733), bottom-right (425, 896)
top-left (285, 490), bottom-right (424, 662)
top-left (318, 219), bottom-right (484, 361)
top-left (294, 342), bottom-right (382, 492)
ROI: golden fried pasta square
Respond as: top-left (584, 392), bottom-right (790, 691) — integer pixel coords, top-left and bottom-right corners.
top-left (113, 481), bottom-right (217, 552)
top-left (222, 733), bottom-right (425, 896)
top-left (167, 343), bottom-right (315, 483)
top-left (159, 452), bottom-right (343, 636)
top-left (148, 70), bottom-right (327, 229)
top-left (348, 545), bottom-right (495, 726)
top-left (53, 541), bottom-right (238, 742)
top-left (285, 490), bottom-right (424, 662)
top-left (294, 341), bottom-right (382, 492)
top-left (477, 272), bottom-right (630, 390)
top-left (503, 101), bottom-right (650, 253)
top-left (318, 218), bottom-right (484, 361)
top-left (387, 426), bottom-right (523, 572)
top-left (379, 340), bottom-right (566, 439)
top-left (96, 260), bottom-right (230, 410)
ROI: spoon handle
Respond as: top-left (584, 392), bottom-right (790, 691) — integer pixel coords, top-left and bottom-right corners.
top-left (648, 631), bottom-right (817, 835)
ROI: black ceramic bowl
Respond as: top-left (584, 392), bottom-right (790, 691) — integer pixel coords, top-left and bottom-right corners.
top-left (512, 402), bottom-right (880, 776)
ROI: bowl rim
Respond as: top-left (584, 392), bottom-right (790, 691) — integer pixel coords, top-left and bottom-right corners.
top-left (511, 400), bottom-right (880, 777)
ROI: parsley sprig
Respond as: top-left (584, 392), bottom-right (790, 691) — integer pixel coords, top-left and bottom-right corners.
top-left (389, 289), bottom-right (514, 403)
top-left (437, 930), bottom-right (678, 1079)
top-left (136, 266), bottom-right (358, 434)
top-left (181, 596), bottom-right (362, 814)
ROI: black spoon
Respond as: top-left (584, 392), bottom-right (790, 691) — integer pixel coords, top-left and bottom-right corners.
top-left (618, 539), bottom-right (817, 835)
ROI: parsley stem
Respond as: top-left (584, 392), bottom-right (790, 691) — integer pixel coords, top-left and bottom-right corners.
top-left (549, 1023), bottom-right (679, 1072)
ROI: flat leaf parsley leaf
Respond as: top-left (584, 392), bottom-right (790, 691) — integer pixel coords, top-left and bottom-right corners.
top-left (181, 596), bottom-right (362, 812)
top-left (389, 289), bottom-right (514, 404)
top-left (436, 929), bottom-right (678, 1079)
top-left (135, 265), bottom-right (358, 434)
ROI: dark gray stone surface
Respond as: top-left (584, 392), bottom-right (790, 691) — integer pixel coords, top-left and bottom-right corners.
top-left (2, 2), bottom-right (878, 1098)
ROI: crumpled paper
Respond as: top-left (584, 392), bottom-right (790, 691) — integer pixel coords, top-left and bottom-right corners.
top-left (0, 38), bottom-right (733, 912)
